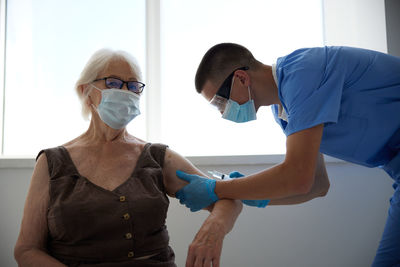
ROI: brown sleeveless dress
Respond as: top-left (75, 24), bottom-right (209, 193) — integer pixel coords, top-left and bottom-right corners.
top-left (37, 143), bottom-right (176, 267)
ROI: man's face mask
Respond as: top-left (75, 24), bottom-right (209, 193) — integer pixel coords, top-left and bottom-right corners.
top-left (221, 76), bottom-right (257, 123)
top-left (209, 66), bottom-right (257, 123)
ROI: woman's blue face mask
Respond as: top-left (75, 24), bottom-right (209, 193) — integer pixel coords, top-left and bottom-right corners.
top-left (90, 85), bottom-right (141, 129)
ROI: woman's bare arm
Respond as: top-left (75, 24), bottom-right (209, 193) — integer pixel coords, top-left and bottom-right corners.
top-left (162, 148), bottom-right (242, 267)
top-left (14, 153), bottom-right (66, 267)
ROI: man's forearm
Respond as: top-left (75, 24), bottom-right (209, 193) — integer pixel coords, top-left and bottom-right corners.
top-left (215, 163), bottom-right (303, 200)
top-left (215, 124), bottom-right (323, 201)
top-left (260, 153), bottom-right (329, 205)
top-left (267, 184), bottom-right (326, 205)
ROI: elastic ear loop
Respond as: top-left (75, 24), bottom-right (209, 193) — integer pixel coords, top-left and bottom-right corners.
top-left (247, 86), bottom-right (252, 100)
top-left (232, 73), bottom-right (252, 101)
top-left (245, 75), bottom-right (252, 101)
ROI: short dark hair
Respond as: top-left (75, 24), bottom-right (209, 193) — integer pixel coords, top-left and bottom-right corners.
top-left (195, 43), bottom-right (259, 93)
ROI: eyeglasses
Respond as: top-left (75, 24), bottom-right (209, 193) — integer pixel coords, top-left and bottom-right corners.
top-left (92, 77), bottom-right (145, 94)
top-left (209, 66), bottom-right (249, 112)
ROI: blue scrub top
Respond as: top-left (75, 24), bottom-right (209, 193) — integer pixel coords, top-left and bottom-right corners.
top-left (272, 46), bottom-right (400, 170)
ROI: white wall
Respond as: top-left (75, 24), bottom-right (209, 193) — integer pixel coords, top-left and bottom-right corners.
top-left (385, 0), bottom-right (400, 57)
top-left (0, 161), bottom-right (395, 267)
top-left (0, 166), bottom-right (33, 267)
top-left (323, 0), bottom-right (387, 52)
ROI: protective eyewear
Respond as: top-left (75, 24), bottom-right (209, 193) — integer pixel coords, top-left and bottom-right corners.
top-left (92, 77), bottom-right (145, 94)
top-left (209, 66), bottom-right (249, 112)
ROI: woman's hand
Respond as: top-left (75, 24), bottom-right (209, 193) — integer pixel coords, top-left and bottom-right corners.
top-left (162, 148), bottom-right (242, 267)
top-left (185, 214), bottom-right (225, 267)
top-left (185, 199), bottom-right (242, 267)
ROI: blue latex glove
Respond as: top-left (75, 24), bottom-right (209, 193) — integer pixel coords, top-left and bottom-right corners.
top-left (229, 171), bottom-right (270, 208)
top-left (175, 170), bottom-right (219, 212)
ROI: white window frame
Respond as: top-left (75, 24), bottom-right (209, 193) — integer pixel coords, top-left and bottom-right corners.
top-left (0, 0), bottom-right (6, 155)
top-left (145, 0), bottom-right (162, 142)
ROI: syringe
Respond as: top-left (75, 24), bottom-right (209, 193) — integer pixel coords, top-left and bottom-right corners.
top-left (207, 170), bottom-right (230, 180)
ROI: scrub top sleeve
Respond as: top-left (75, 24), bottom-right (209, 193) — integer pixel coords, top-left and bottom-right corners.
top-left (280, 67), bottom-right (345, 136)
top-left (271, 104), bottom-right (287, 131)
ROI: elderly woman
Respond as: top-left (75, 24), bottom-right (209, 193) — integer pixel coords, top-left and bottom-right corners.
top-left (14, 49), bottom-right (242, 267)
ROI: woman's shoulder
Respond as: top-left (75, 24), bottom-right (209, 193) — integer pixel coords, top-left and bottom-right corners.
top-left (36, 145), bottom-right (65, 161)
top-left (62, 134), bottom-right (85, 148)
top-left (125, 134), bottom-right (168, 151)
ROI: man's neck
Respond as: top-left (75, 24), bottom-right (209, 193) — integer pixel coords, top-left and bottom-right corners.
top-left (252, 64), bottom-right (281, 109)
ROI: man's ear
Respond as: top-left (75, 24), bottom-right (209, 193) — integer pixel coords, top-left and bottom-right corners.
top-left (234, 70), bottom-right (250, 87)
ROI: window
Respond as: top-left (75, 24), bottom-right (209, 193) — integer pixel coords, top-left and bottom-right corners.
top-left (0, 0), bottom-right (323, 157)
top-left (2, 0), bottom-right (146, 156)
top-left (160, 0), bottom-right (324, 156)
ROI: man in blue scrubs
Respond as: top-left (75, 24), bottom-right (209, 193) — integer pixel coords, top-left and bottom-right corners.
top-left (175, 43), bottom-right (400, 266)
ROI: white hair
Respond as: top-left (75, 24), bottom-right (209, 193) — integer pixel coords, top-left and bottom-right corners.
top-left (75, 48), bottom-right (142, 120)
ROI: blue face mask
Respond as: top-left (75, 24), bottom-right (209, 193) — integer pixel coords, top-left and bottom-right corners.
top-left (222, 98), bottom-right (257, 123)
top-left (221, 79), bottom-right (257, 123)
top-left (91, 86), bottom-right (141, 129)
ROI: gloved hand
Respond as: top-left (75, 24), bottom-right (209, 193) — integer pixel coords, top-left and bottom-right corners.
top-left (229, 171), bottom-right (270, 208)
top-left (175, 170), bottom-right (219, 212)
